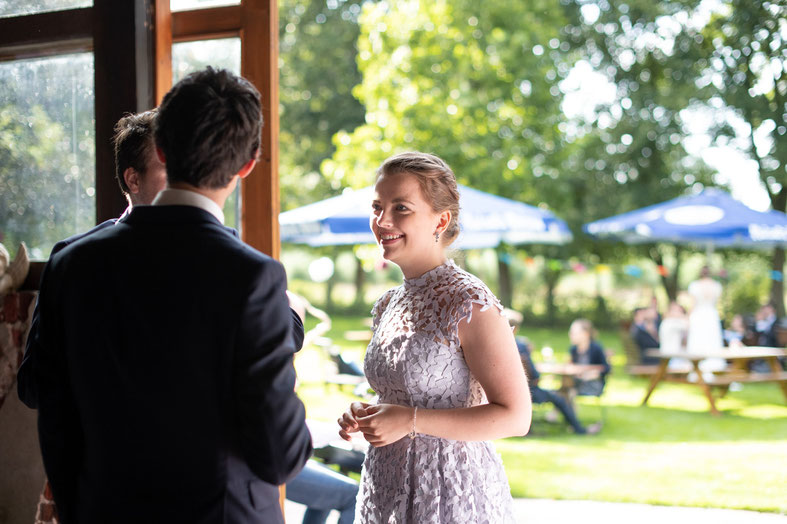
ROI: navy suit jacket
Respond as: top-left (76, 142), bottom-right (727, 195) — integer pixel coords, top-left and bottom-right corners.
top-left (18, 214), bottom-right (304, 408)
top-left (630, 323), bottom-right (661, 365)
top-left (29, 205), bottom-right (311, 524)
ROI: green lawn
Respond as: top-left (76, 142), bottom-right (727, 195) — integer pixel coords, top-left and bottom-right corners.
top-left (295, 315), bottom-right (787, 514)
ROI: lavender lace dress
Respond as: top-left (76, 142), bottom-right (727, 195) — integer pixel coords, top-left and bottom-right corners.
top-left (355, 260), bottom-right (516, 524)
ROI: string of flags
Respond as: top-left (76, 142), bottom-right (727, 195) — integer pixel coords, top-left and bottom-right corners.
top-left (492, 252), bottom-right (785, 282)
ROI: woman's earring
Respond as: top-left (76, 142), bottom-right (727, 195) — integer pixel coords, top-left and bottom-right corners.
top-left (434, 231), bottom-right (440, 243)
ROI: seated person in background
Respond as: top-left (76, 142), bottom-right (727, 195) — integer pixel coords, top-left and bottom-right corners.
top-left (754, 303), bottom-right (778, 347)
top-left (286, 298), bottom-right (359, 524)
top-left (723, 314), bottom-right (748, 348)
top-left (658, 302), bottom-right (688, 352)
top-left (630, 306), bottom-right (661, 365)
top-left (659, 302), bottom-right (691, 370)
top-left (286, 453), bottom-right (358, 524)
top-left (504, 310), bottom-right (599, 435)
top-left (569, 319), bottom-right (611, 396)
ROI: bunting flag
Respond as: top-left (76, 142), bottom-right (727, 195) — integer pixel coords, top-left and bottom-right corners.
top-left (487, 251), bottom-right (784, 281)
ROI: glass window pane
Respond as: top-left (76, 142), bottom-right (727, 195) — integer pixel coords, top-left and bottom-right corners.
top-left (172, 38), bottom-right (242, 231)
top-left (0, 0), bottom-right (92, 18)
top-left (171, 0), bottom-right (239, 13)
top-left (0, 53), bottom-right (95, 260)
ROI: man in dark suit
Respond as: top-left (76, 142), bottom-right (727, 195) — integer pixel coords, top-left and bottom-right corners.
top-left (630, 307), bottom-right (660, 365)
top-left (30, 67), bottom-right (311, 523)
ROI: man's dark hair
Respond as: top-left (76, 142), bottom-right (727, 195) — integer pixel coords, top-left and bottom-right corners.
top-left (113, 110), bottom-right (158, 195)
top-left (154, 67), bottom-right (262, 189)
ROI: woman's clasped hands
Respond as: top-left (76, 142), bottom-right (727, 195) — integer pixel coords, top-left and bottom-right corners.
top-left (338, 401), bottom-right (415, 447)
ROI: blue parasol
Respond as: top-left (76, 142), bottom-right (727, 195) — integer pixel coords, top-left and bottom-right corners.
top-left (280, 185), bottom-right (572, 249)
top-left (583, 188), bottom-right (787, 248)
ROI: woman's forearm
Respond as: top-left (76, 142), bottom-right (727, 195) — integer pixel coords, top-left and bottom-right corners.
top-left (414, 399), bottom-right (531, 441)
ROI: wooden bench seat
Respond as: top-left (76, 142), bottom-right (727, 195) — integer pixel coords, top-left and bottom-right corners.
top-left (669, 371), bottom-right (787, 387)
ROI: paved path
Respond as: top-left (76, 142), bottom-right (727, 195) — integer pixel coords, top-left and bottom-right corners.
top-left (285, 498), bottom-right (787, 523)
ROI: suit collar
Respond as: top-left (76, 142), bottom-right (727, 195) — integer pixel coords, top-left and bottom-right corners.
top-left (152, 188), bottom-right (225, 224)
top-left (123, 205), bottom-right (225, 228)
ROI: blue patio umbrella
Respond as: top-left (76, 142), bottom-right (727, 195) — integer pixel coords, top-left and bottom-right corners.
top-left (583, 188), bottom-right (787, 248)
top-left (280, 185), bottom-right (572, 249)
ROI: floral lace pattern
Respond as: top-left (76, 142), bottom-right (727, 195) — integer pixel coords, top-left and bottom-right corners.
top-left (356, 260), bottom-right (516, 523)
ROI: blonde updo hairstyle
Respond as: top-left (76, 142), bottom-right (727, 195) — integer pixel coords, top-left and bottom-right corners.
top-left (376, 151), bottom-right (461, 245)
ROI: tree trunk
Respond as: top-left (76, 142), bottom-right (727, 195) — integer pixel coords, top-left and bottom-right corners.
top-left (595, 270), bottom-right (609, 324)
top-left (353, 254), bottom-right (366, 309)
top-left (770, 189), bottom-right (787, 317)
top-left (770, 247), bottom-right (785, 317)
top-left (325, 273), bottom-right (336, 313)
top-left (497, 254), bottom-right (513, 308)
top-left (543, 269), bottom-right (561, 325)
top-left (650, 246), bottom-right (681, 302)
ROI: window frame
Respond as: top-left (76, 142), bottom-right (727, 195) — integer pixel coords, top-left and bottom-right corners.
top-left (0, 0), bottom-right (281, 274)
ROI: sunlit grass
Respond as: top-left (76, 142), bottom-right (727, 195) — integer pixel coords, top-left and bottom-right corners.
top-left (296, 315), bottom-right (787, 514)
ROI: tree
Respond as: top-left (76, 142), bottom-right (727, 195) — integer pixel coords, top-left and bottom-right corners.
top-left (558, 0), bottom-right (719, 302)
top-left (278, 0), bottom-right (368, 211)
top-left (326, 0), bottom-right (715, 318)
top-left (689, 0), bottom-right (787, 314)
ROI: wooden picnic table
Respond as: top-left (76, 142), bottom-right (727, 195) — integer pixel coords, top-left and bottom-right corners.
top-left (641, 346), bottom-right (787, 416)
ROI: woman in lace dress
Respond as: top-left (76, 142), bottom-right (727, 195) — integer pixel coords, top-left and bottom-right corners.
top-left (337, 152), bottom-right (531, 523)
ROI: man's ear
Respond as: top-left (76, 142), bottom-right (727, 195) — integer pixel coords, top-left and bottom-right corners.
top-left (237, 156), bottom-right (257, 179)
top-left (155, 147), bottom-right (166, 164)
top-left (124, 167), bottom-right (140, 194)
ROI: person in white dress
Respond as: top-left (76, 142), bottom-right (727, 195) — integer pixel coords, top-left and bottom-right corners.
top-left (686, 266), bottom-right (726, 372)
top-left (337, 151), bottom-right (531, 523)
top-left (659, 301), bottom-right (690, 370)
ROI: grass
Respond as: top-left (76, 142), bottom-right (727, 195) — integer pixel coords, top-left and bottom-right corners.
top-left (295, 314), bottom-right (787, 514)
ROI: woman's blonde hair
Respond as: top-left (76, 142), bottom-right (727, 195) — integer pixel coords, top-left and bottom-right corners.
top-left (376, 151), bottom-right (461, 244)
top-left (571, 318), bottom-right (597, 340)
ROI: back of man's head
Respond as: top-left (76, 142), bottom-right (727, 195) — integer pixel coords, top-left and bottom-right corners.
top-left (155, 67), bottom-right (262, 189)
top-left (114, 110), bottom-right (157, 195)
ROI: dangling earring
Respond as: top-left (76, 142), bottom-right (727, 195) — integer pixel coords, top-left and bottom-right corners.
top-left (434, 230), bottom-right (440, 243)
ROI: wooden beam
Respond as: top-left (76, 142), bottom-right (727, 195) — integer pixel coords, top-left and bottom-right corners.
top-left (154, 0), bottom-right (173, 105)
top-left (0, 8), bottom-right (92, 62)
top-left (172, 5), bottom-right (241, 43)
top-left (240, 0), bottom-right (279, 258)
top-left (93, 0), bottom-right (157, 223)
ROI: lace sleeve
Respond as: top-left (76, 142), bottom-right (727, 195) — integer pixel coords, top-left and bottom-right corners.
top-left (452, 275), bottom-right (504, 327)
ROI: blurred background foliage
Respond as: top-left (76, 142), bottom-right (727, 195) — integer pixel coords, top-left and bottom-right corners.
top-left (0, 0), bottom-right (783, 325)
top-left (277, 0), bottom-right (785, 326)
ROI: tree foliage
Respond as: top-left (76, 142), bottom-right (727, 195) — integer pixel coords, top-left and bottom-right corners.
top-left (278, 0), bottom-right (368, 210)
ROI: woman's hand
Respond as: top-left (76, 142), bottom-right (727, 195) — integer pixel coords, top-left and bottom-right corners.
top-left (355, 403), bottom-right (413, 447)
top-left (338, 401), bottom-right (371, 441)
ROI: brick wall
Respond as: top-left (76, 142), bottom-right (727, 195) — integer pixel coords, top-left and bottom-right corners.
top-left (0, 291), bottom-right (48, 524)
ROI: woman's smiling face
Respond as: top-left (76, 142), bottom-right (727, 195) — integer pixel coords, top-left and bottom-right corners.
top-left (370, 172), bottom-right (446, 276)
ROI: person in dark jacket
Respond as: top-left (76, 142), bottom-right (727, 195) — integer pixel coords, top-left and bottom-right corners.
top-left (28, 67), bottom-right (311, 524)
top-left (630, 307), bottom-right (661, 365)
top-left (569, 318), bottom-right (611, 397)
top-left (504, 309), bottom-right (598, 435)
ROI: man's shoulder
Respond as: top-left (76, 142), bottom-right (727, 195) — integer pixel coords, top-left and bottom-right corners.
top-left (51, 219), bottom-right (117, 256)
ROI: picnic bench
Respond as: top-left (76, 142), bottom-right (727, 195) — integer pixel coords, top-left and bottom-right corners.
top-left (641, 346), bottom-right (787, 416)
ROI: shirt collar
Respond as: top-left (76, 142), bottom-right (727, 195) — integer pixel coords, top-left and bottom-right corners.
top-left (151, 188), bottom-right (225, 224)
